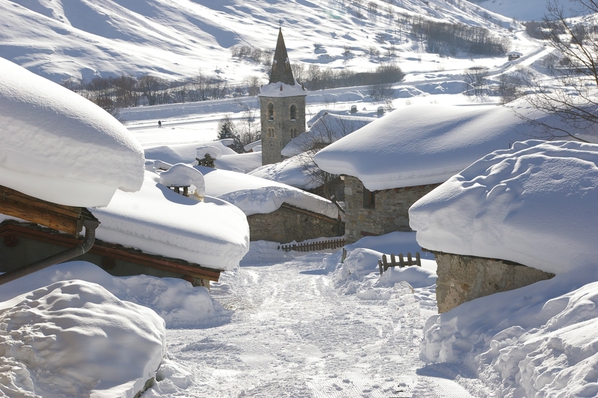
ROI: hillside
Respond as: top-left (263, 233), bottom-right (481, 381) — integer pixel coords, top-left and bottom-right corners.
top-left (1, 0), bottom-right (524, 84)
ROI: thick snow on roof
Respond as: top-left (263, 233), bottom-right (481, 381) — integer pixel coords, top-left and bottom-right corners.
top-left (314, 103), bottom-right (545, 191)
top-left (92, 171), bottom-right (249, 271)
top-left (197, 166), bottom-right (339, 218)
top-left (410, 140), bottom-right (598, 275)
top-left (258, 82), bottom-right (307, 98)
top-left (0, 278), bottom-right (165, 398)
top-left (0, 58), bottom-right (144, 207)
top-left (249, 153), bottom-right (320, 190)
top-left (215, 151), bottom-right (262, 173)
top-left (282, 112), bottom-right (375, 157)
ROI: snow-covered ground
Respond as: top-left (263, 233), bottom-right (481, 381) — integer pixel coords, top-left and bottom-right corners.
top-left (3, 0), bottom-right (598, 396)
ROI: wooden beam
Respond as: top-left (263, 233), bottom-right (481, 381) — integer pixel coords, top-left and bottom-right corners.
top-left (0, 222), bottom-right (221, 282)
top-left (0, 185), bottom-right (84, 236)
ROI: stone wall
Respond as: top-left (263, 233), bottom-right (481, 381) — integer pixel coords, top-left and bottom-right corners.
top-left (248, 203), bottom-right (343, 243)
top-left (432, 250), bottom-right (555, 313)
top-left (343, 176), bottom-right (440, 244)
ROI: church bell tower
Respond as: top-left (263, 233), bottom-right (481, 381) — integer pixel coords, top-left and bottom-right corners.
top-left (259, 28), bottom-right (307, 166)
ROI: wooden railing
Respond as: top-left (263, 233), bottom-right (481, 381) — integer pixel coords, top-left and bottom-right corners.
top-left (278, 238), bottom-right (345, 253)
top-left (378, 252), bottom-right (421, 274)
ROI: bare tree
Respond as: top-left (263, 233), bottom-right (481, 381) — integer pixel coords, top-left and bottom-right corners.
top-left (296, 114), bottom-right (370, 201)
top-left (464, 66), bottom-right (489, 98)
top-left (521, 0), bottom-right (598, 141)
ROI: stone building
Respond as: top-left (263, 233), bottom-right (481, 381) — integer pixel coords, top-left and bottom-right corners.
top-left (259, 28), bottom-right (307, 165)
top-left (343, 175), bottom-right (440, 244)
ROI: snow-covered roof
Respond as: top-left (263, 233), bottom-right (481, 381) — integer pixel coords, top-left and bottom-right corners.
top-left (314, 103), bottom-right (549, 191)
top-left (197, 166), bottom-right (339, 218)
top-left (410, 140), bottom-right (598, 275)
top-left (91, 171), bottom-right (249, 271)
top-left (258, 82), bottom-right (307, 98)
top-left (214, 151), bottom-right (262, 173)
top-left (282, 112), bottom-right (375, 158)
top-left (0, 58), bottom-right (144, 207)
top-left (249, 152), bottom-right (322, 191)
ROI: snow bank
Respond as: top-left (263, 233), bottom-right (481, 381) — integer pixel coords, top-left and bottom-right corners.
top-left (198, 166), bottom-right (339, 218)
top-left (0, 279), bottom-right (165, 398)
top-left (0, 261), bottom-right (230, 329)
top-left (92, 171), bottom-right (250, 271)
top-left (421, 266), bottom-right (598, 397)
top-left (0, 58), bottom-right (144, 207)
top-left (410, 140), bottom-right (598, 275)
top-left (314, 104), bottom-right (544, 191)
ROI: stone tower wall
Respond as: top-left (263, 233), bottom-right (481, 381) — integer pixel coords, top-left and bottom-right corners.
top-left (260, 95), bottom-right (306, 165)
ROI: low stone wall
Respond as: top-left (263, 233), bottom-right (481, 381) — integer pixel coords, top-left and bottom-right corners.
top-left (343, 176), bottom-right (440, 244)
top-left (431, 250), bottom-right (555, 313)
top-left (248, 203), bottom-right (343, 244)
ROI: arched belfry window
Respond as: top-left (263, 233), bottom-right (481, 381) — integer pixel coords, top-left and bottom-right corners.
top-left (268, 103), bottom-right (274, 121)
top-left (290, 105), bottom-right (297, 121)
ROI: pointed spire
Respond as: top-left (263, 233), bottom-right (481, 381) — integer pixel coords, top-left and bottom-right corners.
top-left (269, 28), bottom-right (296, 86)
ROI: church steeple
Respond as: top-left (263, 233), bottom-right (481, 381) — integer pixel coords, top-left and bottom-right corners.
top-left (269, 28), bottom-right (296, 86)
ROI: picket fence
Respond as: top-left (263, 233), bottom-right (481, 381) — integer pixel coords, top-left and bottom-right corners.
top-left (278, 238), bottom-right (346, 253)
top-left (378, 252), bottom-right (421, 274)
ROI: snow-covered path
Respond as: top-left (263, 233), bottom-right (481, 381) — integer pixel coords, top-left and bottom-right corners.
top-left (162, 250), bottom-right (475, 397)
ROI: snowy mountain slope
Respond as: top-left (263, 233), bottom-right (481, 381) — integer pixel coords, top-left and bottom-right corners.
top-left (2, 0), bottom-right (520, 83)
top-left (468, 0), bottom-right (589, 21)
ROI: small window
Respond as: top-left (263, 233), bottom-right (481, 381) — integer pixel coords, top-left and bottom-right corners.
top-left (267, 128), bottom-right (274, 138)
top-left (363, 188), bottom-right (375, 209)
top-left (290, 104), bottom-right (297, 121)
top-left (268, 103), bottom-right (274, 121)
top-left (290, 128), bottom-right (298, 138)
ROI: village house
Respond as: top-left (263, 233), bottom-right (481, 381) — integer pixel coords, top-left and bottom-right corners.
top-left (0, 57), bottom-right (249, 288)
top-left (314, 102), bottom-right (568, 309)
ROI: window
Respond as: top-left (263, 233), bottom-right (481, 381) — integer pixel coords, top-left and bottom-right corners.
top-left (290, 104), bottom-right (297, 121)
top-left (268, 103), bottom-right (274, 121)
top-left (363, 187), bottom-right (376, 209)
top-left (290, 128), bottom-right (298, 138)
top-left (267, 128), bottom-right (274, 138)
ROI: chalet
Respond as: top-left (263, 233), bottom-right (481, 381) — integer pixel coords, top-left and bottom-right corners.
top-left (0, 57), bottom-right (249, 288)
top-left (195, 165), bottom-right (343, 244)
top-left (314, 102), bottom-right (572, 309)
top-left (507, 51), bottom-right (523, 61)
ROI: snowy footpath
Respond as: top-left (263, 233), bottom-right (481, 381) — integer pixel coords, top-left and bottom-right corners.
top-left (150, 244), bottom-right (477, 398)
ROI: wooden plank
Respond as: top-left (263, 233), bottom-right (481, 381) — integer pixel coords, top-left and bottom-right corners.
top-left (0, 222), bottom-right (221, 282)
top-left (0, 185), bottom-right (83, 235)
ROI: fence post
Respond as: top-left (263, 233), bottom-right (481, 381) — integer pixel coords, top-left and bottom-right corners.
top-left (378, 260), bottom-right (383, 275)
top-left (407, 252), bottom-right (413, 266)
top-left (382, 255), bottom-right (389, 273)
top-left (416, 251), bottom-right (421, 267)
top-left (399, 253), bottom-right (404, 267)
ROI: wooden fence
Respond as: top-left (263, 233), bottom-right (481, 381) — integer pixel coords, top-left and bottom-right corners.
top-left (378, 252), bottom-right (421, 274)
top-left (278, 238), bottom-right (345, 253)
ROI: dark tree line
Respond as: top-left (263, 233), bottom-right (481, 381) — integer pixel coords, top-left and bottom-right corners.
top-left (295, 64), bottom-right (405, 91)
top-left (411, 17), bottom-right (509, 56)
top-left (63, 72), bottom-right (261, 113)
